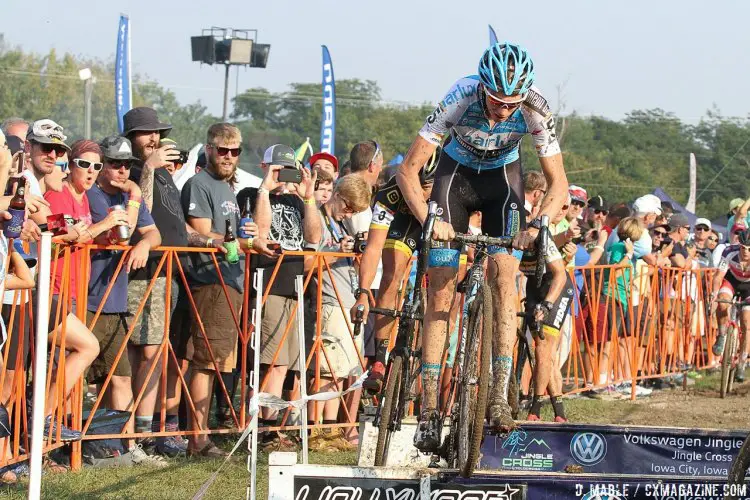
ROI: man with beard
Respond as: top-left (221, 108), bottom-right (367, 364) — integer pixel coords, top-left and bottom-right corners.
top-left (124, 107), bottom-right (226, 456)
top-left (181, 123), bottom-right (252, 457)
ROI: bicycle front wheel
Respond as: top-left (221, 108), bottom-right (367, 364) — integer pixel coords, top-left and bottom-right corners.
top-left (457, 282), bottom-right (493, 478)
top-left (727, 432), bottom-right (750, 499)
top-left (721, 326), bottom-right (737, 398)
top-left (374, 354), bottom-right (403, 466)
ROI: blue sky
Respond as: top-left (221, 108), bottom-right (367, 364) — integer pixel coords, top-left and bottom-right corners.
top-left (2, 0), bottom-right (747, 123)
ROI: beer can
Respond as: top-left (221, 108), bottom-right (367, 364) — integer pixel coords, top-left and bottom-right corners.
top-left (108, 204), bottom-right (130, 242)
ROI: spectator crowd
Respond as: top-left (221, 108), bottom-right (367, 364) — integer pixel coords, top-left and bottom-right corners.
top-left (0, 110), bottom-right (743, 481)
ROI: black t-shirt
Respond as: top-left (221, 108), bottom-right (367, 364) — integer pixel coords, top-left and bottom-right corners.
top-left (237, 187), bottom-right (305, 298)
top-left (672, 242), bottom-right (689, 259)
top-left (129, 163), bottom-right (189, 280)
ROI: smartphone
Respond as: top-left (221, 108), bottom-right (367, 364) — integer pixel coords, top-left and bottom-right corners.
top-left (278, 167), bottom-right (302, 184)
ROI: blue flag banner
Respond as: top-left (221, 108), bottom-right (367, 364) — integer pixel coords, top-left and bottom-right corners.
top-left (489, 24), bottom-right (499, 45)
top-left (115, 15), bottom-right (132, 134)
top-left (320, 45), bottom-right (335, 154)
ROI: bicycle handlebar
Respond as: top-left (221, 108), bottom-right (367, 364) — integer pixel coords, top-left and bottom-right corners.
top-left (453, 233), bottom-right (514, 247)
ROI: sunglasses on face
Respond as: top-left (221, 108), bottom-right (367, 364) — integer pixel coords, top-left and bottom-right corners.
top-left (742, 245), bottom-right (750, 252)
top-left (370, 140), bottom-right (381, 166)
top-left (708, 237), bottom-right (718, 243)
top-left (211, 144), bottom-right (242, 157)
top-left (106, 160), bottom-right (131, 171)
top-left (485, 88), bottom-right (525, 110)
top-left (38, 143), bottom-right (68, 158)
top-left (695, 226), bottom-right (709, 232)
top-left (651, 230), bottom-right (666, 237)
top-left (73, 158), bottom-right (103, 171)
top-left (562, 204), bottom-right (570, 210)
top-left (593, 209), bottom-right (608, 215)
top-left (571, 200), bottom-right (586, 208)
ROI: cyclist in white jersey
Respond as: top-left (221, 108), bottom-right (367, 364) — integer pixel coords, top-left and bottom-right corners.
top-left (396, 42), bottom-right (569, 452)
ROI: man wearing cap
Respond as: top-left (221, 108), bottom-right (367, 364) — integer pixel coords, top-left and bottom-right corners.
top-left (123, 107), bottom-right (228, 456)
top-left (310, 152), bottom-right (339, 181)
top-left (87, 135), bottom-right (165, 466)
top-left (606, 194), bottom-right (662, 266)
top-left (588, 195), bottom-right (609, 230)
top-left (567, 185), bottom-right (588, 223)
top-left (667, 213), bottom-right (695, 269)
top-left (692, 218), bottom-right (714, 268)
top-left (236, 143), bottom-right (320, 451)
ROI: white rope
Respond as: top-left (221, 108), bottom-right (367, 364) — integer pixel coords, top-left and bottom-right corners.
top-left (192, 370), bottom-right (369, 500)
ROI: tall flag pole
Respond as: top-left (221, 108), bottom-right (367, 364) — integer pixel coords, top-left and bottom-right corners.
top-left (320, 46), bottom-right (336, 154)
top-left (115, 14), bottom-right (132, 134)
top-left (489, 24), bottom-right (499, 45)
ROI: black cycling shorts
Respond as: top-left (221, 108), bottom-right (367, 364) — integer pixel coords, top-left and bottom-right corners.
top-left (384, 211), bottom-right (422, 257)
top-left (721, 274), bottom-right (750, 308)
top-left (429, 152), bottom-right (525, 255)
top-left (525, 275), bottom-right (575, 338)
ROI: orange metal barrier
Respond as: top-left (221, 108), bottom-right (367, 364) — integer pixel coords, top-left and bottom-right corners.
top-left (0, 239), bottom-right (728, 469)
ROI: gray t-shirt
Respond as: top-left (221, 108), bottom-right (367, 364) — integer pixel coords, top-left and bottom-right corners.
top-left (309, 209), bottom-right (358, 309)
top-left (181, 169), bottom-right (244, 292)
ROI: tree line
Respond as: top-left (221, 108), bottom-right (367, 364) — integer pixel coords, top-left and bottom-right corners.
top-left (0, 39), bottom-right (747, 219)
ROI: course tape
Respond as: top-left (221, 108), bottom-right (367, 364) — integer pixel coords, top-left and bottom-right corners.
top-left (192, 370), bottom-right (369, 500)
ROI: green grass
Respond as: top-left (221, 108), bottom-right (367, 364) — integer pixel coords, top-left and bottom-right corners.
top-left (0, 450), bottom-right (358, 500)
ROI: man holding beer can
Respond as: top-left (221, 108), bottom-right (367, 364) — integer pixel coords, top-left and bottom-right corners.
top-left (86, 135), bottom-right (164, 465)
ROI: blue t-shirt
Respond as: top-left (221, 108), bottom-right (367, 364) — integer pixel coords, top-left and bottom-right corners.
top-left (571, 244), bottom-right (591, 315)
top-left (87, 184), bottom-right (155, 313)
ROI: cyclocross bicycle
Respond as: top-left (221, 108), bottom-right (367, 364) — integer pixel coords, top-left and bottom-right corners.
top-left (716, 298), bottom-right (743, 398)
top-left (353, 203), bottom-right (437, 467)
top-left (441, 220), bottom-right (548, 477)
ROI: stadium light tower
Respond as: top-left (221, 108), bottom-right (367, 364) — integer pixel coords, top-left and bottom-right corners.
top-left (191, 27), bottom-right (271, 121)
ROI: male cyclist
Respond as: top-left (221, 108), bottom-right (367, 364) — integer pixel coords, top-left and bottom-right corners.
top-left (352, 148), bottom-right (450, 392)
top-left (397, 42), bottom-right (568, 452)
top-left (711, 229), bottom-right (750, 382)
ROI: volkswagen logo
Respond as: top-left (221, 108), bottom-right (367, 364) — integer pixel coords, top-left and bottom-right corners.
top-left (582, 492), bottom-right (622, 500)
top-left (570, 432), bottom-right (607, 466)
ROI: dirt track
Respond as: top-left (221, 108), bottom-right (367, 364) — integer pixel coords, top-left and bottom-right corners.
top-left (563, 377), bottom-right (750, 430)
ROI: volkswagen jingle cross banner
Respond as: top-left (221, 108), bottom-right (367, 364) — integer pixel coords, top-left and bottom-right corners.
top-left (320, 45), bottom-right (335, 155)
top-left (115, 14), bottom-right (132, 134)
top-left (480, 423), bottom-right (746, 478)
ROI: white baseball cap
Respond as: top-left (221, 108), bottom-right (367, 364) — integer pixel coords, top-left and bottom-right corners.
top-left (695, 218), bottom-right (712, 230)
top-left (632, 194), bottom-right (662, 215)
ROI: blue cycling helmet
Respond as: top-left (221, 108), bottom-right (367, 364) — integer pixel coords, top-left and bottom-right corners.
top-left (478, 42), bottom-right (535, 96)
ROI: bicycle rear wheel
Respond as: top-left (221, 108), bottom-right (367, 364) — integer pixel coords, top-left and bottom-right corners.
top-left (457, 283), bottom-right (493, 478)
top-left (721, 326), bottom-right (737, 398)
top-left (374, 354), bottom-right (403, 466)
top-left (727, 432), bottom-right (750, 499)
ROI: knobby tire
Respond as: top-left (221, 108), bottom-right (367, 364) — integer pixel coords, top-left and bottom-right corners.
top-left (726, 432), bottom-right (750, 499)
top-left (721, 327), bottom-right (737, 398)
top-left (458, 283), bottom-right (493, 477)
top-left (374, 354), bottom-right (403, 466)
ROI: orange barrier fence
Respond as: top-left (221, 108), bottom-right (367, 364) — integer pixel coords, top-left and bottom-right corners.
top-left (0, 241), bottom-right (728, 469)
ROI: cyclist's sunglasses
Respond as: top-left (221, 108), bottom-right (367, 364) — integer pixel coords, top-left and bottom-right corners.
top-left (485, 89), bottom-right (525, 110)
top-left (73, 158), bottom-right (103, 171)
top-left (741, 244), bottom-right (750, 252)
top-left (210, 144), bottom-right (242, 157)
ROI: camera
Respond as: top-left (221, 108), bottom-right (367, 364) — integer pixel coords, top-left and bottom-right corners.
top-left (660, 235), bottom-right (673, 249)
top-left (354, 231), bottom-right (367, 254)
